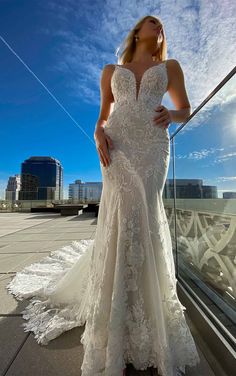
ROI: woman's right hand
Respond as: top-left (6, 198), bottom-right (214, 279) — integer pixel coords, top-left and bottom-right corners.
top-left (94, 128), bottom-right (114, 167)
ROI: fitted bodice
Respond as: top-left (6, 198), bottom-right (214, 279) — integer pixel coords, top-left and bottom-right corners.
top-left (111, 61), bottom-right (168, 109)
top-left (104, 61), bottom-right (169, 146)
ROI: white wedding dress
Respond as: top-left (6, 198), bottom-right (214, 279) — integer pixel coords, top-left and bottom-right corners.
top-left (6, 61), bottom-right (201, 375)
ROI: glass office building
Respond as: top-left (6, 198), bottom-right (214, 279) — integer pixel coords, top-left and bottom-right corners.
top-left (5, 174), bottom-right (21, 201)
top-left (69, 179), bottom-right (103, 202)
top-left (19, 156), bottom-right (63, 200)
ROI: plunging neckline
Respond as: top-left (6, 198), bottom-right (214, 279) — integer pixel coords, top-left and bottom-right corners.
top-left (114, 61), bottom-right (166, 101)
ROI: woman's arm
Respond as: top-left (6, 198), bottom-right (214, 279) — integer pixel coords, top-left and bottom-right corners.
top-left (167, 59), bottom-right (191, 123)
top-left (94, 64), bottom-right (115, 132)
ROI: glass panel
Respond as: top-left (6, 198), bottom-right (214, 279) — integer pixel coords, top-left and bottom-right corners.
top-left (170, 73), bottom-right (236, 342)
top-left (163, 139), bottom-right (176, 263)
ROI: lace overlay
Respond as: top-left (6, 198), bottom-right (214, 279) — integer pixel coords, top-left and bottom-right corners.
top-left (6, 60), bottom-right (201, 375)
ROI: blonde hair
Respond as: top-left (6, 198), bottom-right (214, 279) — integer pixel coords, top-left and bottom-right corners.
top-left (115, 15), bottom-right (167, 65)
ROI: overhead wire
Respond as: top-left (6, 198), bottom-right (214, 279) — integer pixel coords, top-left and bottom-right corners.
top-left (0, 35), bottom-right (96, 146)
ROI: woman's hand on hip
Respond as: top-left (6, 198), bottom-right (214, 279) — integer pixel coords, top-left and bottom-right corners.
top-left (94, 128), bottom-right (114, 167)
top-left (152, 105), bottom-right (171, 128)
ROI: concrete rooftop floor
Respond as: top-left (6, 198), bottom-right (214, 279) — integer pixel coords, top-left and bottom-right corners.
top-left (0, 211), bottom-right (216, 376)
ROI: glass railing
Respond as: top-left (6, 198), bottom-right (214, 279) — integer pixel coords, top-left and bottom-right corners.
top-left (164, 65), bottom-right (236, 350)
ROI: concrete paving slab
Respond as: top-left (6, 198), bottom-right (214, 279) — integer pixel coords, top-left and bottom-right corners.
top-left (16, 227), bottom-right (95, 234)
top-left (0, 243), bottom-right (9, 250)
top-left (18, 221), bottom-right (97, 230)
top-left (56, 232), bottom-right (93, 241)
top-left (34, 239), bottom-right (95, 251)
top-left (11, 228), bottom-right (55, 234)
top-left (47, 226), bottom-right (97, 232)
top-left (0, 237), bottom-right (94, 254)
top-left (0, 252), bottom-right (50, 273)
top-left (0, 274), bottom-right (28, 315)
top-left (0, 241), bottom-right (57, 253)
top-left (7, 228), bottom-right (47, 234)
top-left (0, 213), bottom-right (61, 238)
top-left (0, 316), bottom-right (29, 376)
top-left (4, 323), bottom-right (85, 376)
top-left (0, 229), bottom-right (24, 237)
top-left (25, 215), bottom-right (61, 221)
top-left (0, 233), bottom-right (61, 241)
top-left (43, 221), bottom-right (97, 228)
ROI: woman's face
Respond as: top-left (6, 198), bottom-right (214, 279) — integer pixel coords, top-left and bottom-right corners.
top-left (137, 17), bottom-right (163, 42)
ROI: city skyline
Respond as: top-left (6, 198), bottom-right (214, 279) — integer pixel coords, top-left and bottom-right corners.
top-left (4, 165), bottom-right (225, 201)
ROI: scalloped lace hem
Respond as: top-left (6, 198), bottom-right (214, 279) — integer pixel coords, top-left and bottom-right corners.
top-left (6, 238), bottom-right (201, 375)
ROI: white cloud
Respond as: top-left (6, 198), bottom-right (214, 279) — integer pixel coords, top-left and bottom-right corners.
top-left (214, 152), bottom-right (236, 165)
top-left (217, 176), bottom-right (236, 182)
top-left (44, 0), bottom-right (235, 112)
top-left (176, 146), bottom-right (225, 160)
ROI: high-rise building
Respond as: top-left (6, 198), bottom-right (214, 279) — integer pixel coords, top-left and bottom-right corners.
top-left (19, 156), bottom-right (63, 200)
top-left (5, 174), bottom-right (21, 201)
top-left (163, 178), bottom-right (218, 199)
top-left (69, 179), bottom-right (102, 201)
top-left (223, 192), bottom-right (236, 199)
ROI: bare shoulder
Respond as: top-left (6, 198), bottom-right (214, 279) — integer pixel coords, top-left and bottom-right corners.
top-left (100, 64), bottom-right (115, 102)
top-left (100, 64), bottom-right (116, 88)
top-left (165, 59), bottom-right (190, 109)
top-left (165, 59), bottom-right (184, 89)
top-left (101, 64), bottom-right (116, 75)
top-left (101, 64), bottom-right (117, 85)
top-left (166, 59), bottom-right (183, 77)
top-left (166, 58), bottom-right (182, 71)
top-left (105, 63), bottom-right (116, 69)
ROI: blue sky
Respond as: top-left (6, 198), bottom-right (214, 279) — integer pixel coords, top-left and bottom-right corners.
top-left (0, 0), bottom-right (235, 199)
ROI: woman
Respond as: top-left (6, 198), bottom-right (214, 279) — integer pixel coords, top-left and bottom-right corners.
top-left (7, 15), bottom-right (201, 376)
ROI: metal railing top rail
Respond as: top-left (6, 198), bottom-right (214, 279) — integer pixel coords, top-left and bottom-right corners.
top-left (170, 65), bottom-right (236, 140)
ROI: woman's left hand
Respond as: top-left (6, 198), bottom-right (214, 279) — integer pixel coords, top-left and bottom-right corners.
top-left (153, 105), bottom-right (171, 128)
